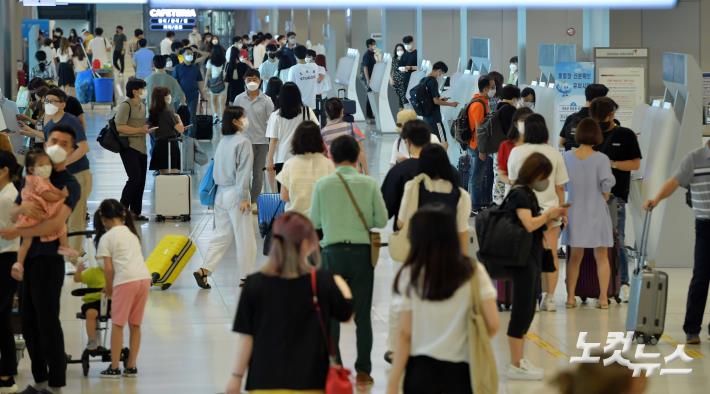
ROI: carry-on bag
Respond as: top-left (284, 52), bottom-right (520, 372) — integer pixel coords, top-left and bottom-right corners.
top-left (626, 210), bottom-right (668, 345)
top-left (194, 99), bottom-right (213, 140)
top-left (568, 240), bottom-right (622, 304)
top-left (257, 193), bottom-right (285, 256)
top-left (146, 234), bottom-right (196, 290)
top-left (458, 152), bottom-right (471, 189)
top-left (155, 137), bottom-right (191, 222)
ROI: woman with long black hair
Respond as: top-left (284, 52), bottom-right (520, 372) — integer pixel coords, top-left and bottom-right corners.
top-left (148, 86), bottom-right (185, 175)
top-left (205, 44), bottom-right (227, 123)
top-left (387, 205), bottom-right (499, 394)
top-left (265, 82), bottom-right (317, 180)
top-left (224, 37), bottom-right (250, 104)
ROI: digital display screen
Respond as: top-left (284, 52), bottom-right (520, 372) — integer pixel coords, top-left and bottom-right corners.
top-left (149, 8), bottom-right (197, 31)
top-left (148, 0), bottom-right (675, 8)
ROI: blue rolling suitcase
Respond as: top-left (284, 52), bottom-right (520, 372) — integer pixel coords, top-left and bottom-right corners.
top-left (257, 193), bottom-right (285, 255)
top-left (626, 211), bottom-right (669, 345)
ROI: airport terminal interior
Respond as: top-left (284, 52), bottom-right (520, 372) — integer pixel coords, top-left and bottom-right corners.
top-left (1, 0), bottom-right (710, 393)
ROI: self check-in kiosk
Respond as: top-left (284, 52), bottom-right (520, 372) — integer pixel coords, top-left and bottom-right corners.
top-left (334, 48), bottom-right (365, 121)
top-left (368, 53), bottom-right (397, 134)
top-left (629, 53), bottom-right (702, 268)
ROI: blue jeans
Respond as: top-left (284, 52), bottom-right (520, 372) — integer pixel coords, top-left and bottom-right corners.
top-left (683, 219), bottom-right (710, 335)
top-left (468, 147), bottom-right (493, 210)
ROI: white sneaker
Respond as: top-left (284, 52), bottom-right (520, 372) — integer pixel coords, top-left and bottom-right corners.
top-left (621, 284), bottom-right (630, 303)
top-left (520, 359), bottom-right (544, 374)
top-left (507, 360), bottom-right (544, 381)
top-left (540, 294), bottom-right (557, 312)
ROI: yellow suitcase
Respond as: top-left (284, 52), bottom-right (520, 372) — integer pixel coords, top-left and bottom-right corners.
top-left (146, 235), bottom-right (196, 290)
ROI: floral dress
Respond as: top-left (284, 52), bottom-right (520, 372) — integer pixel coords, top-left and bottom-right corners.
top-left (391, 57), bottom-right (406, 108)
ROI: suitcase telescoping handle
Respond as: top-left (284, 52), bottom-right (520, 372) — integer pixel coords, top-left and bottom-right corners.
top-left (338, 88), bottom-right (347, 100)
top-left (636, 210), bottom-right (652, 274)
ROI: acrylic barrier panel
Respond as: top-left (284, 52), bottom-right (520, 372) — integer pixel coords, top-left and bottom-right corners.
top-left (643, 107), bottom-right (681, 259)
top-left (368, 62), bottom-right (388, 94)
top-left (533, 85), bottom-right (558, 141)
top-left (441, 72), bottom-right (477, 124)
top-left (554, 44), bottom-right (577, 63)
top-left (335, 56), bottom-right (355, 85)
top-left (471, 37), bottom-right (490, 59)
top-left (539, 44), bottom-right (555, 68)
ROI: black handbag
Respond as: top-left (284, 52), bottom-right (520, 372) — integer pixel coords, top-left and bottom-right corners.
top-left (97, 102), bottom-right (130, 153)
top-left (475, 188), bottom-right (533, 278)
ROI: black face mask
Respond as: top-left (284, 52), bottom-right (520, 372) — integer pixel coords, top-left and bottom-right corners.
top-left (599, 121), bottom-right (612, 131)
top-left (268, 53), bottom-right (277, 59)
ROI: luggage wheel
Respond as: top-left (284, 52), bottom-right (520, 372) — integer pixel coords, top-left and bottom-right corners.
top-left (181, 215), bottom-right (191, 222)
top-left (151, 272), bottom-right (160, 285)
top-left (160, 283), bottom-right (172, 291)
top-left (614, 296), bottom-right (622, 304)
top-left (155, 215), bottom-right (166, 223)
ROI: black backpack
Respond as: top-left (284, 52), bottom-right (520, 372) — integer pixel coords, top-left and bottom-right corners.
top-left (475, 187), bottom-right (533, 278)
top-left (476, 109), bottom-right (505, 154)
top-left (409, 77), bottom-right (434, 116)
top-left (452, 98), bottom-right (486, 145)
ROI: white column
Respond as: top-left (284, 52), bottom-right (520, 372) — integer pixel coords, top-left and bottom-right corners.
top-left (460, 7), bottom-right (468, 72)
top-left (415, 7), bottom-right (423, 65)
top-left (517, 7), bottom-right (527, 84)
top-left (583, 8), bottom-right (610, 56)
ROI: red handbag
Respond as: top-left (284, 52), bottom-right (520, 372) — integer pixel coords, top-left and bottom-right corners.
top-left (310, 269), bottom-right (353, 394)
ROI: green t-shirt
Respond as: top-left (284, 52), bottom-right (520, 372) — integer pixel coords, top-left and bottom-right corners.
top-left (81, 267), bottom-right (106, 303)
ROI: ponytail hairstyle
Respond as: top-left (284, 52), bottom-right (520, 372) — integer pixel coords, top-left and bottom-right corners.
top-left (264, 212), bottom-right (321, 278)
top-left (92, 209), bottom-right (107, 249)
top-left (35, 51), bottom-right (48, 72)
top-left (97, 199), bottom-right (140, 242)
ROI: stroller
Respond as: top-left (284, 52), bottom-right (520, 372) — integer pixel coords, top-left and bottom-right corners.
top-left (64, 230), bottom-right (129, 377)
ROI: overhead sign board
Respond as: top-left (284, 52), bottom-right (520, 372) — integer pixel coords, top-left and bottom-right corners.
top-left (149, 8), bottom-right (197, 31)
top-left (149, 0), bottom-right (675, 8)
top-left (595, 48), bottom-right (648, 58)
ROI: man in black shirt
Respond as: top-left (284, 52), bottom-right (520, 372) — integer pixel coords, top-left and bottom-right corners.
top-left (361, 39), bottom-right (377, 122)
top-left (421, 62), bottom-right (458, 150)
top-left (397, 35), bottom-right (418, 102)
top-left (559, 83), bottom-right (609, 151)
top-left (590, 97), bottom-right (642, 300)
top-left (379, 119), bottom-right (430, 364)
top-left (0, 124), bottom-right (81, 394)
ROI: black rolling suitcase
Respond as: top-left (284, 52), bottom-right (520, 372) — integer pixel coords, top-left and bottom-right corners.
top-left (193, 99), bottom-right (213, 140)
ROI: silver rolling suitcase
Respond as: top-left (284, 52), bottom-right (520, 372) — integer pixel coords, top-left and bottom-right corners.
top-left (625, 210), bottom-right (668, 345)
top-left (155, 137), bottom-right (191, 222)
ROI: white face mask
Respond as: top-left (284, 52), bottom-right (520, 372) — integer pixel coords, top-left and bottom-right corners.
top-left (532, 178), bottom-right (550, 192)
top-left (165, 95), bottom-right (172, 104)
top-left (404, 44), bottom-right (412, 51)
top-left (44, 103), bottom-right (59, 116)
top-left (517, 121), bottom-right (525, 136)
top-left (241, 118), bottom-right (250, 130)
top-left (33, 164), bottom-right (52, 179)
top-left (305, 56), bottom-right (314, 63)
top-left (140, 90), bottom-right (148, 100)
top-left (487, 88), bottom-right (496, 99)
top-left (523, 101), bottom-right (535, 109)
top-left (184, 54), bottom-right (194, 63)
top-left (211, 39), bottom-right (218, 45)
top-left (236, 43), bottom-right (243, 49)
top-left (396, 50), bottom-right (404, 57)
top-left (509, 63), bottom-right (518, 73)
top-left (288, 37), bottom-right (296, 44)
top-left (246, 82), bottom-right (260, 91)
top-left (46, 144), bottom-right (68, 164)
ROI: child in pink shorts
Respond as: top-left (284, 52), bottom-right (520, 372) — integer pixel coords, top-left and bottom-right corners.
top-left (11, 150), bottom-right (77, 281)
top-left (94, 199), bottom-right (151, 379)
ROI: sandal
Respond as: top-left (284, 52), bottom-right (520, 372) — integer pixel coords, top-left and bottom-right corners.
top-left (193, 268), bottom-right (211, 289)
top-left (596, 302), bottom-right (609, 310)
top-left (565, 301), bottom-right (577, 309)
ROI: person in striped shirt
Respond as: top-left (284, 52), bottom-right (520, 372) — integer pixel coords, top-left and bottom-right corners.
top-left (645, 140), bottom-right (710, 344)
top-left (320, 98), bottom-right (369, 174)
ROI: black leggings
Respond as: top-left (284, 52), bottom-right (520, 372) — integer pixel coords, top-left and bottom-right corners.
top-left (508, 259), bottom-right (541, 338)
top-left (119, 147), bottom-right (147, 216)
top-left (403, 355), bottom-right (472, 394)
top-left (0, 252), bottom-right (18, 377)
top-left (113, 50), bottom-right (124, 73)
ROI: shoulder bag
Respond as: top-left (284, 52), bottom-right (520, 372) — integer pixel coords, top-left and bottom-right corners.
top-left (97, 101), bottom-right (131, 153)
top-left (335, 172), bottom-right (382, 267)
top-left (310, 269), bottom-right (353, 394)
top-left (467, 267), bottom-right (499, 394)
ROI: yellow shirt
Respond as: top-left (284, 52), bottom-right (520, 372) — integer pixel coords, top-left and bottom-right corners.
top-left (81, 267), bottom-right (105, 303)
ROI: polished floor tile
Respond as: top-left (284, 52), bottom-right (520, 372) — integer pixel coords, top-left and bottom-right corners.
top-left (11, 109), bottom-right (710, 393)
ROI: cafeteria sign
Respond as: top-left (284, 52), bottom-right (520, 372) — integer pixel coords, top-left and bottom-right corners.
top-left (149, 9), bottom-right (196, 31)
